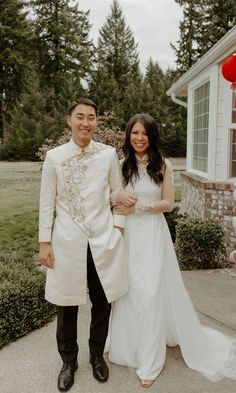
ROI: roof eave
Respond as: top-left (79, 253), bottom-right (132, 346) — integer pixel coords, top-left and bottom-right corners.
top-left (166, 25), bottom-right (236, 97)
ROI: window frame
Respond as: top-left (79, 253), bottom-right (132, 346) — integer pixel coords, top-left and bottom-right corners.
top-left (229, 129), bottom-right (236, 178)
top-left (192, 81), bottom-right (210, 173)
top-left (187, 65), bottom-right (218, 180)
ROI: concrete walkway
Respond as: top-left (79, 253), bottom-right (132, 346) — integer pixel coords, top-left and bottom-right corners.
top-left (0, 269), bottom-right (236, 393)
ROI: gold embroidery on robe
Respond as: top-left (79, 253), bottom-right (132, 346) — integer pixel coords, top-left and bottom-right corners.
top-left (62, 142), bottom-right (107, 237)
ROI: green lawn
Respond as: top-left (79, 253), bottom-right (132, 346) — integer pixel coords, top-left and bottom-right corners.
top-left (173, 170), bottom-right (184, 202)
top-left (168, 157), bottom-right (186, 203)
top-left (0, 162), bottom-right (42, 255)
top-left (0, 160), bottom-right (185, 254)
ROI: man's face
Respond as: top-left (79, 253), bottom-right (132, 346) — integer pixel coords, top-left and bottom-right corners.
top-left (67, 104), bottom-right (97, 147)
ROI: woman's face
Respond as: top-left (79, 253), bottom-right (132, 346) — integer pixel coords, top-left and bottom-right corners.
top-left (130, 121), bottom-right (149, 157)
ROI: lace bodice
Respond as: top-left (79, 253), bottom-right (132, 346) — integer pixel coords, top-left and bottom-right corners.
top-left (125, 158), bottom-right (173, 214)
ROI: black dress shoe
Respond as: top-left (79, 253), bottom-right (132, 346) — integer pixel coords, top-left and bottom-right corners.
top-left (57, 360), bottom-right (78, 392)
top-left (89, 354), bottom-right (109, 382)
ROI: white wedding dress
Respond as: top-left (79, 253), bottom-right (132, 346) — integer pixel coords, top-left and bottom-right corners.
top-left (108, 159), bottom-right (236, 382)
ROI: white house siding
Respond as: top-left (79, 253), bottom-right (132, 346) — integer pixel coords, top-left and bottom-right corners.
top-left (215, 65), bottom-right (229, 181)
top-left (215, 71), bottom-right (224, 181)
top-left (167, 26), bottom-right (236, 255)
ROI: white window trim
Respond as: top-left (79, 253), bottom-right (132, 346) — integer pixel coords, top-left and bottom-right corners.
top-left (229, 129), bottom-right (236, 179)
top-left (187, 65), bottom-right (218, 180)
top-left (222, 79), bottom-right (231, 180)
top-left (223, 81), bottom-right (236, 180)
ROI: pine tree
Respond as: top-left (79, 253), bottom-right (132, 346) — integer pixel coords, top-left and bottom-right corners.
top-left (30, 0), bottom-right (94, 137)
top-left (89, 0), bottom-right (142, 124)
top-left (138, 78), bottom-right (157, 115)
top-left (141, 59), bottom-right (165, 121)
top-left (171, 0), bottom-right (202, 75)
top-left (5, 68), bottom-right (49, 160)
top-left (0, 0), bottom-right (34, 143)
top-left (89, 65), bottom-right (123, 123)
top-left (197, 0), bottom-right (236, 57)
top-left (138, 61), bottom-right (187, 156)
top-left (172, 0), bottom-right (236, 75)
top-left (160, 69), bottom-right (187, 156)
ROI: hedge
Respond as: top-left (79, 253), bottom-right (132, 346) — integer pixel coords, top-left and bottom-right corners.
top-left (0, 253), bottom-right (56, 349)
top-left (175, 217), bottom-right (228, 270)
top-left (164, 206), bottom-right (185, 242)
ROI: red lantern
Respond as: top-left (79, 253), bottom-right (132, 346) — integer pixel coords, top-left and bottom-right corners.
top-left (222, 53), bottom-right (236, 90)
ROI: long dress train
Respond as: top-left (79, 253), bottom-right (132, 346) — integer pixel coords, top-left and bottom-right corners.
top-left (108, 159), bottom-right (236, 382)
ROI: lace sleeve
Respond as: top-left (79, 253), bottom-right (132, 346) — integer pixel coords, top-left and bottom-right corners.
top-left (135, 198), bottom-right (159, 215)
top-left (110, 188), bottom-right (121, 206)
top-left (110, 157), bottom-right (124, 206)
top-left (135, 159), bottom-right (174, 215)
top-left (164, 159), bottom-right (174, 184)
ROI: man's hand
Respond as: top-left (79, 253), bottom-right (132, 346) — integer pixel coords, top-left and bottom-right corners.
top-left (114, 226), bottom-right (124, 235)
top-left (39, 242), bottom-right (55, 269)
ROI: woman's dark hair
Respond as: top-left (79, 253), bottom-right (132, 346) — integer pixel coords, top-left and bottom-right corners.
top-left (122, 113), bottom-right (165, 186)
top-left (67, 98), bottom-right (98, 116)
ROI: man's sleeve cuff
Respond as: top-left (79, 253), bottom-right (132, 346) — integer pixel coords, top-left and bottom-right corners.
top-left (113, 215), bottom-right (126, 229)
top-left (39, 230), bottom-right (52, 243)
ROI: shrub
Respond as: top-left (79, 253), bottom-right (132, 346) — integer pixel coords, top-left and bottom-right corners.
top-left (175, 217), bottom-right (227, 270)
top-left (36, 112), bottom-right (125, 161)
top-left (0, 253), bottom-right (56, 349)
top-left (164, 206), bottom-right (185, 242)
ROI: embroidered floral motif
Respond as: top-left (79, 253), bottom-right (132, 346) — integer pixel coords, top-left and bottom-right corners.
top-left (164, 159), bottom-right (174, 184)
top-left (134, 163), bottom-right (159, 215)
top-left (128, 249), bottom-right (148, 320)
top-left (62, 142), bottom-right (107, 237)
top-left (110, 188), bottom-right (121, 206)
top-left (133, 158), bottom-right (174, 215)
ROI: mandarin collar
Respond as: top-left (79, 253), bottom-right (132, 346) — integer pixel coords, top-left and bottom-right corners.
top-left (69, 138), bottom-right (94, 155)
top-left (135, 153), bottom-right (149, 165)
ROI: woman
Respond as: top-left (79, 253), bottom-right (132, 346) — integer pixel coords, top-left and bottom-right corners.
top-left (108, 113), bottom-right (236, 388)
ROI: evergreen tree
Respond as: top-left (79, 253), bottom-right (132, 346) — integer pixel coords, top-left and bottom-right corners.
top-left (89, 65), bottom-right (123, 124)
top-left (138, 62), bottom-right (187, 156)
top-left (197, 0), bottom-right (236, 57)
top-left (172, 0), bottom-right (236, 75)
top-left (4, 68), bottom-right (49, 160)
top-left (122, 76), bottom-right (143, 126)
top-left (138, 77), bottom-right (157, 115)
top-left (141, 58), bottom-right (165, 122)
top-left (31, 0), bottom-right (94, 137)
top-left (171, 0), bottom-right (202, 75)
top-left (0, 0), bottom-right (34, 143)
top-left (89, 0), bottom-right (142, 124)
top-left (160, 69), bottom-right (187, 157)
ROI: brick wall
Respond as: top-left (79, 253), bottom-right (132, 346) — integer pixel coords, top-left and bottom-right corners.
top-left (180, 172), bottom-right (236, 253)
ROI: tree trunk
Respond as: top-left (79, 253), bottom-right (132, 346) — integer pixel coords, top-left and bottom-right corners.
top-left (0, 99), bottom-right (8, 144)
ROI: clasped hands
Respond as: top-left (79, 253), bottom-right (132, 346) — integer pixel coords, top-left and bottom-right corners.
top-left (114, 191), bottom-right (137, 215)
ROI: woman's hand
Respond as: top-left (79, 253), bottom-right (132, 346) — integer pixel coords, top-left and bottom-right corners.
top-left (114, 203), bottom-right (135, 215)
top-left (117, 191), bottom-right (137, 207)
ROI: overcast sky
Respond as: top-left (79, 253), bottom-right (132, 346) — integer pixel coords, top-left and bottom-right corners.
top-left (78, 0), bottom-right (183, 72)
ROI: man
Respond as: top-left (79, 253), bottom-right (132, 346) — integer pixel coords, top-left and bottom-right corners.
top-left (39, 98), bottom-right (128, 392)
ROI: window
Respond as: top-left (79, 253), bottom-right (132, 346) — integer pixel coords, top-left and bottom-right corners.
top-left (232, 89), bottom-right (236, 123)
top-left (192, 82), bottom-right (210, 172)
top-left (230, 129), bottom-right (236, 177)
